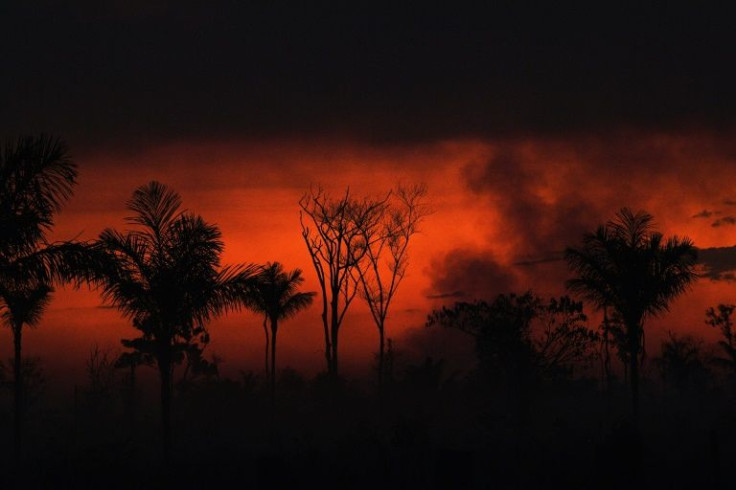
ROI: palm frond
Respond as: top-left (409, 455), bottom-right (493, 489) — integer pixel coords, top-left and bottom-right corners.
top-left (0, 283), bottom-right (53, 329)
top-left (248, 261), bottom-right (315, 322)
top-left (279, 291), bottom-right (316, 320)
top-left (565, 207), bottom-right (698, 327)
top-left (126, 181), bottom-right (183, 240)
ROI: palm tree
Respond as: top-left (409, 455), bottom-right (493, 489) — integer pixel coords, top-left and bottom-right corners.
top-left (565, 208), bottom-right (698, 421)
top-left (0, 135), bottom-right (76, 254)
top-left (250, 262), bottom-right (315, 397)
top-left (95, 181), bottom-right (259, 461)
top-left (0, 284), bottom-right (51, 460)
top-left (0, 135), bottom-right (96, 463)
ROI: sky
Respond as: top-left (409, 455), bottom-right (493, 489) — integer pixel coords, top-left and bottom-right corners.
top-left (3, 3), bottom-right (736, 382)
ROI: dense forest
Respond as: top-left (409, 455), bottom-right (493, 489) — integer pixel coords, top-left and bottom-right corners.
top-left (1, 135), bottom-right (735, 489)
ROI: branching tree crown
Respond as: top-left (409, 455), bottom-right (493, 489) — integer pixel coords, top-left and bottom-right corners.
top-left (299, 186), bottom-right (387, 377)
top-left (357, 183), bottom-right (429, 385)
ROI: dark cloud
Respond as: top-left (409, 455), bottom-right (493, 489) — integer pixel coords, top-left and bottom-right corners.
top-left (425, 291), bottom-right (465, 300)
top-left (425, 248), bottom-right (515, 302)
top-left (716, 272), bottom-right (736, 282)
top-left (2, 3), bottom-right (735, 151)
top-left (692, 209), bottom-right (715, 218)
top-left (463, 148), bottom-right (603, 258)
top-left (712, 216), bottom-right (736, 227)
top-left (513, 253), bottom-right (565, 266)
top-left (697, 246), bottom-right (736, 281)
top-left (426, 135), bottom-right (736, 300)
top-left (724, 200), bottom-right (736, 206)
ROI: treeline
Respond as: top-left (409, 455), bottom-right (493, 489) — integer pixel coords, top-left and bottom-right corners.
top-left (0, 136), bottom-right (429, 464)
top-left (2, 135), bottom-right (736, 488)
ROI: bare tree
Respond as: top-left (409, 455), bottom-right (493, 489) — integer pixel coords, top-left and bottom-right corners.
top-left (299, 187), bottom-right (386, 378)
top-left (356, 184), bottom-right (428, 386)
top-left (85, 344), bottom-right (118, 400)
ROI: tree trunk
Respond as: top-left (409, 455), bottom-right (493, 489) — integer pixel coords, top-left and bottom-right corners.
top-left (378, 324), bottom-right (385, 388)
top-left (602, 310), bottom-right (612, 393)
top-left (158, 346), bottom-right (173, 463)
top-left (128, 364), bottom-right (137, 439)
top-left (331, 324), bottom-right (339, 378)
top-left (270, 318), bottom-right (278, 403)
top-left (628, 323), bottom-right (641, 424)
top-left (322, 307), bottom-right (331, 374)
top-left (263, 315), bottom-right (270, 377)
top-left (330, 297), bottom-right (340, 377)
top-left (13, 324), bottom-right (22, 465)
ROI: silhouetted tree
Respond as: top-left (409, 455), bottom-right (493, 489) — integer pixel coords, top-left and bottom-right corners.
top-left (565, 208), bottom-right (698, 422)
top-left (598, 308), bottom-right (631, 385)
top-left (85, 345), bottom-right (118, 400)
top-left (0, 135), bottom-right (96, 463)
top-left (115, 342), bottom-right (154, 392)
top-left (249, 262), bottom-right (314, 398)
top-left (706, 304), bottom-right (736, 376)
top-left (427, 292), bottom-right (597, 427)
top-left (655, 332), bottom-right (709, 394)
top-left (426, 292), bottom-right (597, 385)
top-left (0, 284), bottom-right (51, 461)
top-left (357, 183), bottom-right (428, 387)
top-left (95, 181), bottom-right (259, 461)
top-left (427, 293), bottom-right (537, 387)
top-left (0, 356), bottom-right (46, 411)
top-left (299, 186), bottom-right (386, 378)
top-left (114, 343), bottom-right (153, 436)
top-left (534, 296), bottom-right (599, 380)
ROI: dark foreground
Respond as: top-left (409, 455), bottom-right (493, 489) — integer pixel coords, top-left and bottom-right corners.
top-left (0, 368), bottom-right (733, 490)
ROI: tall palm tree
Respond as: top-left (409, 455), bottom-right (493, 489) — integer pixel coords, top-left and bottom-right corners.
top-left (565, 208), bottom-right (698, 421)
top-left (0, 284), bottom-right (51, 460)
top-left (250, 262), bottom-right (315, 397)
top-left (95, 181), bottom-right (259, 461)
top-left (0, 135), bottom-right (96, 463)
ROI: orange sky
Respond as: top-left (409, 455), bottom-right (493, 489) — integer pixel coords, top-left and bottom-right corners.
top-left (4, 132), bottom-right (736, 384)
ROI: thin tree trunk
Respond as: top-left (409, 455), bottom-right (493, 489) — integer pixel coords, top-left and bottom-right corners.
top-left (628, 321), bottom-right (641, 425)
top-left (627, 323), bottom-right (642, 482)
top-left (602, 309), bottom-right (612, 393)
top-left (629, 340), bottom-right (640, 423)
top-left (158, 346), bottom-right (172, 463)
top-left (270, 318), bottom-right (278, 404)
top-left (331, 324), bottom-right (339, 378)
top-left (128, 364), bottom-right (137, 438)
top-left (330, 296), bottom-right (340, 377)
top-left (263, 315), bottom-right (270, 377)
top-left (13, 324), bottom-right (22, 465)
top-left (323, 308), bottom-right (331, 374)
top-left (378, 324), bottom-right (385, 388)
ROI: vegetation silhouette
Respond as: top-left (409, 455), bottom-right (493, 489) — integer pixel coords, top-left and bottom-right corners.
top-left (426, 292), bottom-right (598, 395)
top-left (93, 181), bottom-right (260, 461)
top-left (0, 135), bottom-right (97, 464)
top-left (705, 304), bottom-right (736, 375)
top-left (565, 208), bottom-right (698, 423)
top-left (249, 262), bottom-right (315, 399)
top-left (1, 137), bottom-right (734, 488)
top-left (655, 332), bottom-right (710, 395)
top-left (299, 186), bottom-right (386, 378)
top-left (356, 184), bottom-right (428, 388)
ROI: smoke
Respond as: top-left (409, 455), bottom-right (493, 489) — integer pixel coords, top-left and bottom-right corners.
top-left (426, 131), bottom-right (736, 302)
top-left (425, 248), bottom-right (516, 301)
